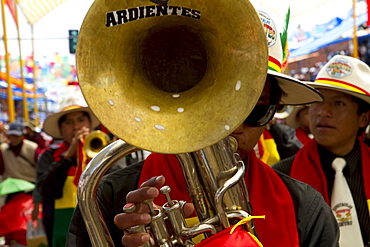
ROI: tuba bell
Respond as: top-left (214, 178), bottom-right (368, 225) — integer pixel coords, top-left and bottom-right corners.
top-left (77, 0), bottom-right (268, 246)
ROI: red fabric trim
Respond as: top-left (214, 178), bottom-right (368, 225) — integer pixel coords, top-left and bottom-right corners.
top-left (139, 152), bottom-right (299, 247)
top-left (368, 0), bottom-right (370, 26)
top-left (5, 0), bottom-right (17, 25)
top-left (295, 127), bottom-right (311, 145)
top-left (195, 226), bottom-right (261, 247)
top-left (290, 139), bottom-right (370, 206)
top-left (73, 140), bottom-right (88, 186)
top-left (99, 124), bottom-right (110, 135)
top-left (315, 78), bottom-right (370, 95)
top-left (52, 142), bottom-right (76, 177)
top-left (268, 56), bottom-right (282, 69)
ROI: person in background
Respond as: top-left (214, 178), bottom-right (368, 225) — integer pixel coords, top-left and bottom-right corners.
top-left (23, 121), bottom-right (48, 150)
top-left (0, 121), bottom-right (8, 144)
top-left (32, 103), bottom-right (99, 247)
top-left (273, 55), bottom-right (370, 246)
top-left (285, 105), bottom-right (313, 145)
top-left (0, 122), bottom-right (40, 187)
top-left (67, 10), bottom-right (338, 247)
top-left (0, 122), bottom-right (41, 247)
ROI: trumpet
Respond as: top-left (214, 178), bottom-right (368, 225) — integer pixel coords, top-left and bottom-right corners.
top-left (83, 130), bottom-right (111, 159)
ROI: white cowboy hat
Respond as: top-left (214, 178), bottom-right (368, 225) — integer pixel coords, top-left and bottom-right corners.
top-left (285, 105), bottom-right (309, 129)
top-left (43, 98), bottom-right (100, 139)
top-left (274, 105), bottom-right (294, 119)
top-left (258, 10), bottom-right (323, 105)
top-left (306, 55), bottom-right (370, 105)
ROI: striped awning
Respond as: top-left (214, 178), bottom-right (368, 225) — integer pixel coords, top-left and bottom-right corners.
top-left (17, 0), bottom-right (69, 25)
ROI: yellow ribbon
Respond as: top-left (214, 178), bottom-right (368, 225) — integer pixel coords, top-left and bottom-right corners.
top-left (230, 215), bottom-right (266, 234)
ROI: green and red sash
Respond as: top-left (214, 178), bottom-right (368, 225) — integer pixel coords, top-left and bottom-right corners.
top-left (52, 141), bottom-right (88, 246)
top-left (290, 139), bottom-right (370, 213)
top-left (139, 152), bottom-right (299, 247)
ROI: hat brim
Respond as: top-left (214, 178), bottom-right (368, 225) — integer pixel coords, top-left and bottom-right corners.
top-left (23, 123), bottom-right (36, 132)
top-left (43, 107), bottom-right (100, 139)
top-left (285, 106), bottom-right (306, 129)
top-left (268, 70), bottom-right (324, 105)
top-left (305, 82), bottom-right (370, 105)
top-left (7, 130), bottom-right (23, 136)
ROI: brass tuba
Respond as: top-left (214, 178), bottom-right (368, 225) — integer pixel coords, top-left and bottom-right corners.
top-left (77, 0), bottom-right (268, 246)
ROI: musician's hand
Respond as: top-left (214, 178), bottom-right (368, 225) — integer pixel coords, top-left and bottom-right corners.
top-left (114, 175), bottom-right (194, 247)
top-left (63, 126), bottom-right (90, 159)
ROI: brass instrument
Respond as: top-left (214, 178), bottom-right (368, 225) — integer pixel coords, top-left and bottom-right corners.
top-left (83, 130), bottom-right (111, 159)
top-left (77, 0), bottom-right (268, 246)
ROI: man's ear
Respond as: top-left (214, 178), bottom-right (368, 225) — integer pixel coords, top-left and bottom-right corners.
top-left (359, 110), bottom-right (370, 128)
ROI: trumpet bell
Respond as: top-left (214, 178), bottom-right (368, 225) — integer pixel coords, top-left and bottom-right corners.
top-left (84, 130), bottom-right (111, 159)
top-left (77, 0), bottom-right (268, 153)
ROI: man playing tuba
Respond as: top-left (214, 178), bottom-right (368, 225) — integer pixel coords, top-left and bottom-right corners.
top-left (67, 7), bottom-right (339, 247)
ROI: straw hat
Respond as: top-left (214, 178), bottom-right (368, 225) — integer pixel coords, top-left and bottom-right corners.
top-left (306, 55), bottom-right (370, 104)
top-left (258, 10), bottom-right (323, 105)
top-left (23, 121), bottom-right (36, 132)
top-left (43, 98), bottom-right (100, 139)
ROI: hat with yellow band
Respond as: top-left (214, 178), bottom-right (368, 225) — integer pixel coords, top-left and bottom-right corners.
top-left (306, 55), bottom-right (370, 105)
top-left (258, 10), bottom-right (323, 105)
top-left (43, 97), bottom-right (100, 139)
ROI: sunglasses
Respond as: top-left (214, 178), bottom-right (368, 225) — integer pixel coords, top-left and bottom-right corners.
top-left (244, 104), bottom-right (278, 127)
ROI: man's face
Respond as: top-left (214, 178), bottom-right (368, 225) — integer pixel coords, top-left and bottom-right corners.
top-left (8, 135), bottom-right (24, 146)
top-left (231, 77), bottom-right (272, 159)
top-left (24, 127), bottom-right (33, 135)
top-left (296, 107), bottom-right (310, 133)
top-left (60, 111), bottom-right (92, 143)
top-left (309, 88), bottom-right (369, 156)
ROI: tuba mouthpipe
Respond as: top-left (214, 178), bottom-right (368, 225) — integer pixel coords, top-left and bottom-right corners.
top-left (78, 140), bottom-right (139, 246)
top-left (214, 159), bottom-right (246, 229)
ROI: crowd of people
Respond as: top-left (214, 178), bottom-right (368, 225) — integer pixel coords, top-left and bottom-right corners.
top-left (0, 100), bottom-right (142, 246)
top-left (0, 3), bottom-right (370, 247)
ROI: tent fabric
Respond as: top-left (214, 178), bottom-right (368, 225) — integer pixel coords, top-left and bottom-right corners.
top-left (17, 0), bottom-right (69, 25)
top-left (250, 0), bottom-right (333, 19)
top-left (289, 13), bottom-right (368, 59)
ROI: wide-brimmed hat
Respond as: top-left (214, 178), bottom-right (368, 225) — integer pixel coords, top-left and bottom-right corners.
top-left (285, 105), bottom-right (309, 129)
top-left (23, 121), bottom-right (36, 132)
top-left (43, 104), bottom-right (100, 139)
top-left (274, 105), bottom-right (294, 119)
top-left (258, 10), bottom-right (323, 105)
top-left (306, 55), bottom-right (370, 105)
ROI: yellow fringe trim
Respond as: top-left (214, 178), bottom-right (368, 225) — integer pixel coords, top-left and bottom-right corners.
top-left (230, 215), bottom-right (266, 234)
top-left (230, 216), bottom-right (265, 247)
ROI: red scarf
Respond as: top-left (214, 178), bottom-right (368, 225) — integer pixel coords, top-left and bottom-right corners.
top-left (51, 141), bottom-right (88, 186)
top-left (139, 152), bottom-right (299, 247)
top-left (290, 139), bottom-right (370, 206)
top-left (295, 127), bottom-right (311, 145)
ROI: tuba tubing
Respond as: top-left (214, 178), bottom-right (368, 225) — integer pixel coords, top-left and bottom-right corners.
top-left (78, 137), bottom-right (256, 246)
top-left (78, 140), bottom-right (139, 246)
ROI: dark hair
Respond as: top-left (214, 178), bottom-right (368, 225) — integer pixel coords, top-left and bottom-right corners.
top-left (352, 96), bottom-right (370, 136)
top-left (268, 75), bottom-right (286, 106)
top-left (58, 111), bottom-right (91, 128)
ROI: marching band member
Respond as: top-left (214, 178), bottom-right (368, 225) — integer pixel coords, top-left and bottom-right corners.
top-left (32, 100), bottom-right (99, 246)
